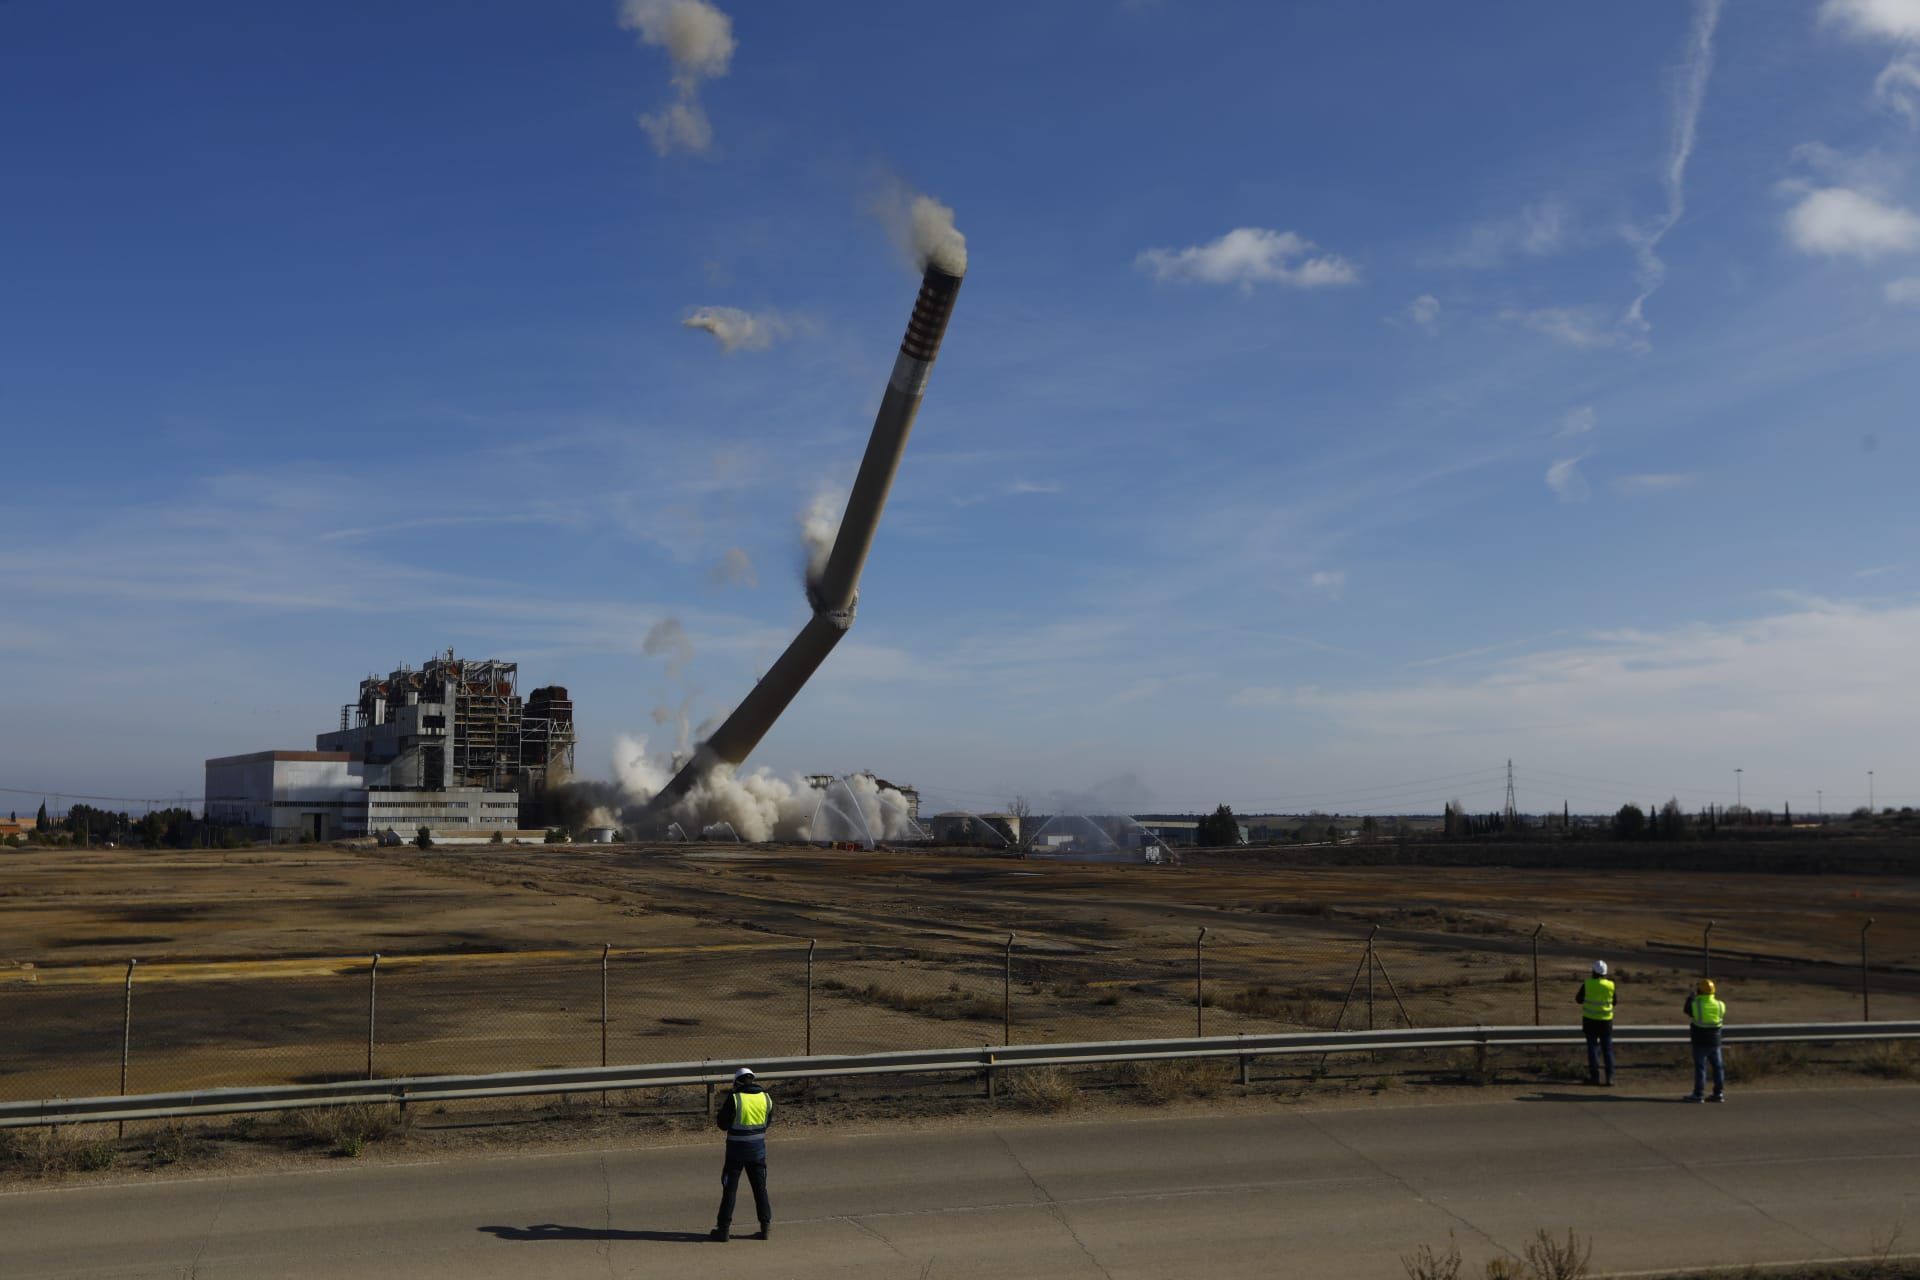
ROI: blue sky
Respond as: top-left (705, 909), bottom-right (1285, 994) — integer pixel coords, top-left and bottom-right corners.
top-left (3, 0), bottom-right (1918, 819)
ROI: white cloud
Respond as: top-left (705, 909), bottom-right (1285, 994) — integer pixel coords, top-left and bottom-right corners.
top-left (1874, 58), bottom-right (1920, 124)
top-left (1613, 473), bottom-right (1692, 496)
top-left (1887, 275), bottom-right (1920, 301)
top-left (1439, 200), bottom-right (1568, 269)
top-left (1785, 187), bottom-right (1920, 258)
top-left (1288, 599), bottom-right (1920, 784)
top-left (1504, 307), bottom-right (1625, 350)
top-left (1404, 295), bottom-right (1441, 332)
top-left (1556, 406), bottom-right (1596, 438)
top-left (681, 306), bottom-right (790, 352)
top-left (619, 0), bottom-right (736, 156)
top-left (1135, 227), bottom-right (1359, 292)
top-left (1545, 456), bottom-right (1590, 503)
top-left (1007, 479), bottom-right (1063, 496)
top-left (1624, 0), bottom-right (1724, 334)
top-left (1821, 0), bottom-right (1920, 41)
top-left (1307, 569), bottom-right (1347, 594)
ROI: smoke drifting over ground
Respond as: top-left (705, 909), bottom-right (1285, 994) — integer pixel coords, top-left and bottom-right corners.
top-left (619, 0), bottom-right (736, 155)
top-left (549, 733), bottom-right (921, 843)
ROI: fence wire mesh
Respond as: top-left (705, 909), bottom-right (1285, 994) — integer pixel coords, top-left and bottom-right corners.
top-left (1, 918), bottom-right (1911, 1104)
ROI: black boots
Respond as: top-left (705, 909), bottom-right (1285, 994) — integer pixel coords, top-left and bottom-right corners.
top-left (711, 1224), bottom-right (770, 1243)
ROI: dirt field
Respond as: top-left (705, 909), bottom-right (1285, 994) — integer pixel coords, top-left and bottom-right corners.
top-left (3, 840), bottom-right (1917, 1103)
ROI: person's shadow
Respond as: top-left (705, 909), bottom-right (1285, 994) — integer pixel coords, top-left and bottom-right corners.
top-left (479, 1223), bottom-right (710, 1243)
top-left (1516, 1091), bottom-right (1696, 1104)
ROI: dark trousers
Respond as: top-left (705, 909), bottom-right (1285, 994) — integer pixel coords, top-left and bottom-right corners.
top-left (1582, 1018), bottom-right (1615, 1078)
top-left (1691, 1038), bottom-right (1724, 1097)
top-left (716, 1141), bottom-right (772, 1231)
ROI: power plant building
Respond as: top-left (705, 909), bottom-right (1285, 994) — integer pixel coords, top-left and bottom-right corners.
top-left (204, 651), bottom-right (575, 841)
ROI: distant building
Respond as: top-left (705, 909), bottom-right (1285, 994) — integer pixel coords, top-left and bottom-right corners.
top-left (1134, 819), bottom-right (1200, 847)
top-left (930, 812), bottom-right (1019, 846)
top-left (204, 651), bottom-right (576, 841)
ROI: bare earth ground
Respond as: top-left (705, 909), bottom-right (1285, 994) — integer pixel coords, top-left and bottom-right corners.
top-left (2, 841), bottom-right (1917, 1106)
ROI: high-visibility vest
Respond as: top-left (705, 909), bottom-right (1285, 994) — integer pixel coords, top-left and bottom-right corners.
top-left (1582, 977), bottom-right (1615, 1021)
top-left (729, 1090), bottom-right (772, 1138)
top-left (1689, 994), bottom-right (1725, 1028)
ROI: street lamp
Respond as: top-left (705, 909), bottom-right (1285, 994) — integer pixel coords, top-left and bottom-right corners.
top-left (1817, 788), bottom-right (1824, 822)
top-left (1734, 768), bottom-right (1743, 810)
top-left (1868, 770), bottom-right (1875, 814)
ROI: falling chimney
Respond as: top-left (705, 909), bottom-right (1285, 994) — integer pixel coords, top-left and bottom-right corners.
top-left (638, 263), bottom-right (966, 823)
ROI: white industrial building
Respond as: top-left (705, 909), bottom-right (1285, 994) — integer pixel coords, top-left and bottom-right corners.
top-left (204, 750), bottom-right (518, 842)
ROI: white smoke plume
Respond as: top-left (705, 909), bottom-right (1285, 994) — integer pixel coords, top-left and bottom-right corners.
top-left (874, 181), bottom-right (969, 276)
top-left (651, 693), bottom-right (699, 753)
top-left (608, 735), bottom-right (922, 844)
top-left (800, 492), bottom-right (841, 592)
top-left (618, 0), bottom-right (736, 156)
top-left (843, 771), bottom-right (926, 841)
top-left (642, 616), bottom-right (693, 679)
top-left (682, 306), bottom-right (789, 353)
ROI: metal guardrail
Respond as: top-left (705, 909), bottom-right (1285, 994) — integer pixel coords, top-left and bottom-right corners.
top-left (4, 1020), bottom-right (1915, 1129)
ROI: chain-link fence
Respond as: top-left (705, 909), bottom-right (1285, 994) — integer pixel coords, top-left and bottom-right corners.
top-left (2, 918), bottom-right (1910, 1104)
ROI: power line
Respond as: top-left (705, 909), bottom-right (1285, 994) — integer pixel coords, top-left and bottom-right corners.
top-left (0, 784), bottom-right (203, 808)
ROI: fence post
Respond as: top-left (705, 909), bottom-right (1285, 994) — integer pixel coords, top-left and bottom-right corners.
top-left (119, 959), bottom-right (136, 1140)
top-left (1861, 917), bottom-right (1874, 1021)
top-left (1195, 927), bottom-right (1208, 1037)
top-left (600, 944), bottom-right (611, 1068)
top-left (1003, 932), bottom-right (1016, 1047)
top-left (366, 953), bottom-right (381, 1081)
top-left (1702, 919), bottom-right (1714, 978)
top-left (1531, 923), bottom-right (1543, 1026)
top-left (805, 939), bottom-right (817, 1056)
top-left (1366, 926), bottom-right (1377, 1032)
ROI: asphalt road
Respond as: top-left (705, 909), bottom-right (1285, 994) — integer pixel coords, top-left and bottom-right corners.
top-left (4, 1086), bottom-right (1918, 1278)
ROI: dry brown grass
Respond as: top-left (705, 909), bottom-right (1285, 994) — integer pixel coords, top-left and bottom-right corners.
top-left (0, 1126), bottom-right (118, 1176)
top-left (1404, 1228), bottom-right (1592, 1280)
top-left (287, 1103), bottom-right (412, 1157)
top-left (1862, 1042), bottom-right (1920, 1080)
top-left (1122, 1058), bottom-right (1234, 1104)
top-left (1724, 1043), bottom-right (1809, 1083)
top-left (1006, 1067), bottom-right (1078, 1113)
top-left (825, 981), bottom-right (999, 1022)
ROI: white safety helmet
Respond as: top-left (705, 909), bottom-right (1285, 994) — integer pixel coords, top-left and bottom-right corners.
top-left (734, 1066), bottom-right (755, 1080)
top-left (1592, 960), bottom-right (1608, 976)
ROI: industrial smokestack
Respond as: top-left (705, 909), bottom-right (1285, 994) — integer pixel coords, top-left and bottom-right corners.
top-left (637, 260), bottom-right (965, 823)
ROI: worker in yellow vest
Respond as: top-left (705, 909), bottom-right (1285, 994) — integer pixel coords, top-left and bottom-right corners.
top-left (1575, 960), bottom-right (1616, 1086)
top-left (710, 1066), bottom-right (774, 1242)
top-left (1682, 979), bottom-right (1727, 1103)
